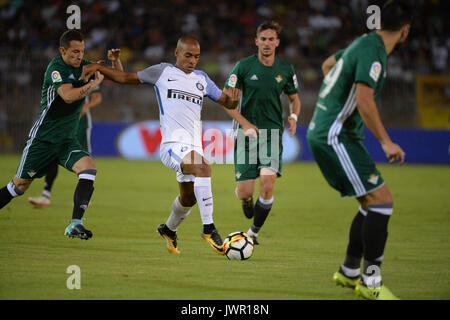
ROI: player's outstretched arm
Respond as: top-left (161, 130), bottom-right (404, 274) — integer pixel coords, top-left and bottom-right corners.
top-left (58, 71), bottom-right (104, 104)
top-left (355, 82), bottom-right (405, 164)
top-left (80, 63), bottom-right (139, 85)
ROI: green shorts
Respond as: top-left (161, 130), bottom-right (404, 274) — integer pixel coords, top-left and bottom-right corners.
top-left (77, 112), bottom-right (92, 153)
top-left (16, 137), bottom-right (90, 180)
top-left (233, 128), bottom-right (283, 182)
top-left (307, 135), bottom-right (384, 198)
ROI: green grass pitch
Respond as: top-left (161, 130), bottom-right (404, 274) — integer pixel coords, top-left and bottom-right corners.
top-left (0, 154), bottom-right (449, 299)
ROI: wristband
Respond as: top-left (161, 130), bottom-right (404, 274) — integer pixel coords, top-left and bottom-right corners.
top-left (289, 113), bottom-right (298, 122)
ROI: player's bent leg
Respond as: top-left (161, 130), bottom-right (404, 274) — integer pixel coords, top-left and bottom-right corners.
top-left (334, 206), bottom-right (366, 288)
top-left (181, 151), bottom-right (224, 255)
top-left (29, 161), bottom-right (59, 207)
top-left (247, 168), bottom-right (276, 245)
top-left (28, 163), bottom-right (58, 207)
top-left (158, 183), bottom-right (195, 254)
top-left (236, 180), bottom-right (255, 219)
top-left (0, 177), bottom-right (31, 210)
top-left (355, 184), bottom-right (398, 299)
top-left (64, 156), bottom-right (96, 240)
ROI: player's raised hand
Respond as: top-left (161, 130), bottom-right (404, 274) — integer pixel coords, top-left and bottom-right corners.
top-left (79, 63), bottom-right (100, 82)
top-left (108, 48), bottom-right (121, 61)
top-left (382, 141), bottom-right (405, 164)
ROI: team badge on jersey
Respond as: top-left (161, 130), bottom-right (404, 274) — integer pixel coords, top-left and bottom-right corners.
top-left (228, 74), bottom-right (237, 88)
top-left (369, 62), bottom-right (382, 82)
top-left (368, 174), bottom-right (379, 185)
top-left (275, 75), bottom-right (283, 83)
top-left (196, 82), bottom-right (204, 91)
top-left (51, 71), bottom-right (62, 83)
top-left (27, 170), bottom-right (37, 178)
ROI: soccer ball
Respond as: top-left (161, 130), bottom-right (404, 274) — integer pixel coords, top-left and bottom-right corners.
top-left (223, 231), bottom-right (254, 260)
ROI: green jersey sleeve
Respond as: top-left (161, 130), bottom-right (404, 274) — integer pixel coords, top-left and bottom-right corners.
top-left (334, 49), bottom-right (345, 61)
top-left (45, 64), bottom-right (72, 91)
top-left (225, 61), bottom-right (242, 89)
top-left (354, 48), bottom-right (384, 89)
top-left (283, 64), bottom-right (299, 95)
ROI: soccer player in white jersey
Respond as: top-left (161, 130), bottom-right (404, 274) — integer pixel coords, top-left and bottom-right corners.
top-left (79, 36), bottom-right (241, 255)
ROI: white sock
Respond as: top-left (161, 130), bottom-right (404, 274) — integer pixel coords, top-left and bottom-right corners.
top-left (340, 265), bottom-right (360, 278)
top-left (165, 196), bottom-right (191, 232)
top-left (247, 228), bottom-right (258, 238)
top-left (194, 177), bottom-right (214, 225)
top-left (42, 190), bottom-right (51, 199)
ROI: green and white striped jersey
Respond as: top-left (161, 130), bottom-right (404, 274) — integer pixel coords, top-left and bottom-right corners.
top-left (308, 32), bottom-right (387, 143)
top-left (30, 56), bottom-right (92, 143)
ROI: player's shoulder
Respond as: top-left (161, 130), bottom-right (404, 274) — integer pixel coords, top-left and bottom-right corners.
top-left (46, 56), bottom-right (65, 70)
top-left (237, 54), bottom-right (259, 67)
top-left (153, 62), bottom-right (178, 75)
top-left (192, 69), bottom-right (209, 79)
top-left (352, 33), bottom-right (386, 54)
top-left (275, 56), bottom-right (295, 69)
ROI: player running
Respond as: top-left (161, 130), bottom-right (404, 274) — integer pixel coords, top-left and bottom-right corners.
top-left (223, 21), bottom-right (301, 244)
top-left (28, 49), bottom-right (123, 207)
top-left (307, 1), bottom-right (412, 300)
top-left (0, 30), bottom-right (103, 240)
top-left (79, 36), bottom-right (241, 255)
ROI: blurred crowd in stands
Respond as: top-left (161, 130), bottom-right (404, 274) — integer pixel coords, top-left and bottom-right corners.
top-left (0, 0), bottom-right (448, 128)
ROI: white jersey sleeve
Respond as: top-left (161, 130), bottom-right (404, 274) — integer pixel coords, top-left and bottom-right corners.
top-left (192, 70), bottom-right (222, 102)
top-left (137, 63), bottom-right (171, 85)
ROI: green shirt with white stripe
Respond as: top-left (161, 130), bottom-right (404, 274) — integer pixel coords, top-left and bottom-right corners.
top-left (225, 54), bottom-right (299, 131)
top-left (31, 56), bottom-right (92, 143)
top-left (307, 32), bottom-right (387, 142)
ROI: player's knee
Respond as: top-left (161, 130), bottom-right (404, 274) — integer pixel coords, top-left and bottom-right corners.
top-left (179, 194), bottom-right (196, 207)
top-left (237, 188), bottom-right (253, 201)
top-left (259, 179), bottom-right (275, 199)
top-left (193, 163), bottom-right (211, 177)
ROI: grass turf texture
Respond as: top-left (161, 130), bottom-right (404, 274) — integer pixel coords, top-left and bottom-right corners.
top-left (0, 154), bottom-right (449, 300)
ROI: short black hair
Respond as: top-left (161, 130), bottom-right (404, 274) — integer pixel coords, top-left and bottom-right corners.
top-left (381, 0), bottom-right (413, 31)
top-left (59, 30), bottom-right (84, 48)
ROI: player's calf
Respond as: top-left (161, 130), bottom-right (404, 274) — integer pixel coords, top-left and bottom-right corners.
top-left (72, 169), bottom-right (96, 220)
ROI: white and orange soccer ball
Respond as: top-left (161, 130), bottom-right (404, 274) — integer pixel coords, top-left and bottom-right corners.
top-left (223, 231), bottom-right (254, 260)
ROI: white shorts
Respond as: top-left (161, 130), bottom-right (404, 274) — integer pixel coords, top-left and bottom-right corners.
top-left (160, 142), bottom-right (204, 183)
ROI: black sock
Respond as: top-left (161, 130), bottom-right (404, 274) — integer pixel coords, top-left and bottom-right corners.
top-left (0, 186), bottom-right (14, 209)
top-left (241, 197), bottom-right (254, 218)
top-left (251, 198), bottom-right (272, 233)
top-left (362, 209), bottom-right (391, 280)
top-left (44, 162), bottom-right (58, 194)
top-left (0, 181), bottom-right (24, 210)
top-left (343, 210), bottom-right (366, 269)
top-left (203, 223), bottom-right (215, 234)
top-left (72, 170), bottom-right (96, 220)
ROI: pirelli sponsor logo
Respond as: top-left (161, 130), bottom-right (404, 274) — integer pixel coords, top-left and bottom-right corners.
top-left (167, 89), bottom-right (202, 105)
